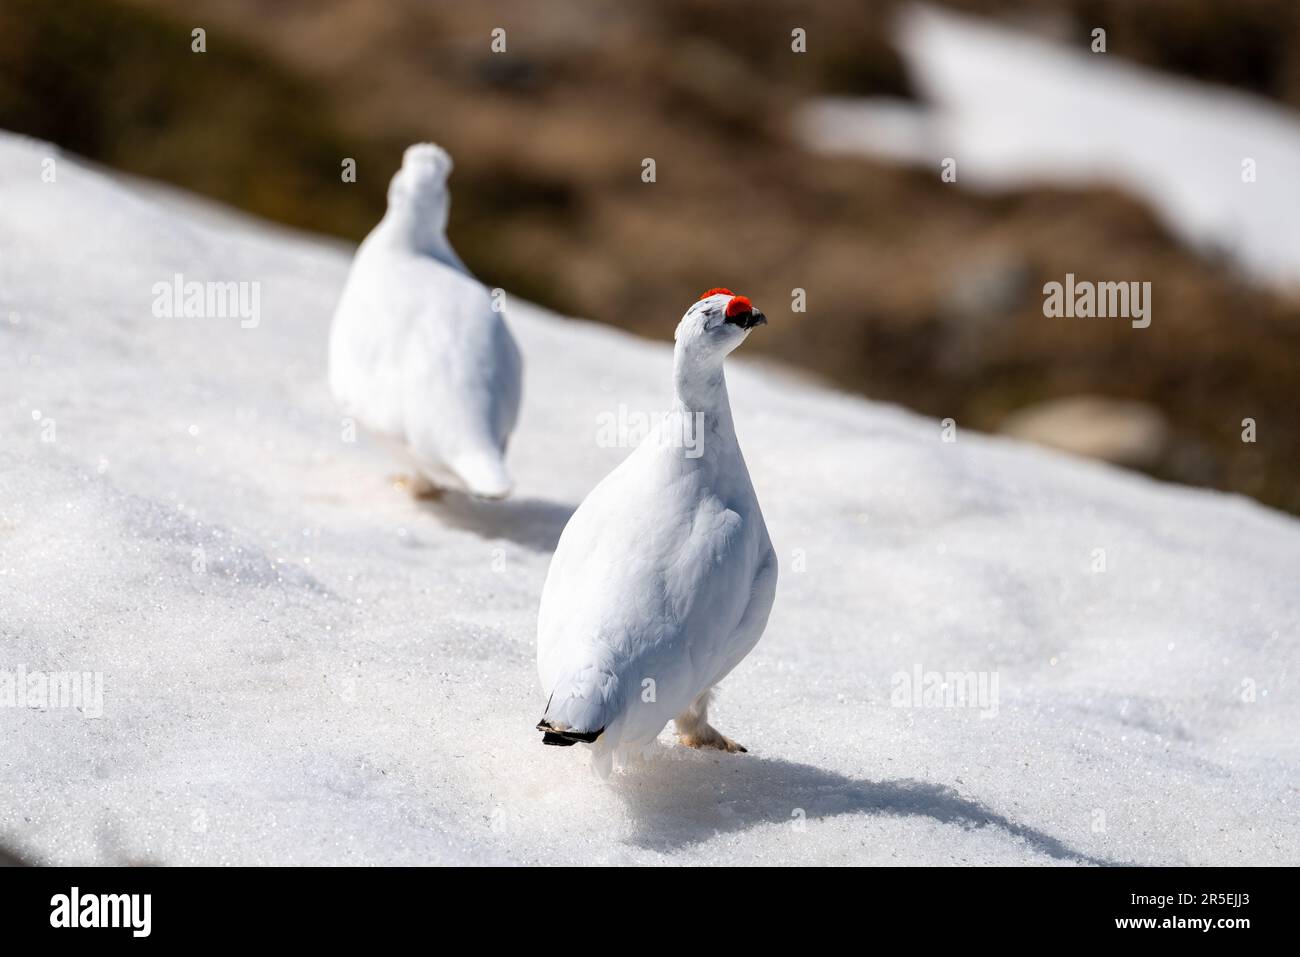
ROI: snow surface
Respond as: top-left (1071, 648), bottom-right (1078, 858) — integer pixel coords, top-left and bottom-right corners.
top-left (798, 4), bottom-right (1300, 289)
top-left (1, 130), bottom-right (1297, 866)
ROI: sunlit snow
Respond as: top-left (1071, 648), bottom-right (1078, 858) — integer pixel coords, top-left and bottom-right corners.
top-left (1, 131), bottom-right (1296, 865)
top-left (798, 3), bottom-right (1300, 289)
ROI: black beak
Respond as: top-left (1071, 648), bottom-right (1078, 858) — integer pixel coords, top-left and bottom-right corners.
top-left (726, 307), bottom-right (766, 330)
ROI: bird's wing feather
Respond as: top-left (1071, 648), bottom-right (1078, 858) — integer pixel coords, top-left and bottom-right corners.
top-left (702, 541), bottom-right (777, 690)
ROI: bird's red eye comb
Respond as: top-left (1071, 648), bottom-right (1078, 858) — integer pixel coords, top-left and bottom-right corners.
top-left (699, 288), bottom-right (751, 317)
top-left (725, 295), bottom-right (752, 318)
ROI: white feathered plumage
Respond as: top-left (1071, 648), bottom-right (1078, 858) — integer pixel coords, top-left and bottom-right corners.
top-left (329, 143), bottom-right (522, 499)
top-left (536, 289), bottom-right (777, 776)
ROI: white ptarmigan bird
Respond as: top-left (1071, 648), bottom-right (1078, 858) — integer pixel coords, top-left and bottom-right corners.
top-left (536, 289), bottom-right (778, 776)
top-left (329, 143), bottom-right (522, 499)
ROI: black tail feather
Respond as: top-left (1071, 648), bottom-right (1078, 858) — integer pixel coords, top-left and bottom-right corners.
top-left (536, 718), bottom-right (604, 746)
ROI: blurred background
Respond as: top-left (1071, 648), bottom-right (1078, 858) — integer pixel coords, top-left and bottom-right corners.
top-left (2, 0), bottom-right (1297, 512)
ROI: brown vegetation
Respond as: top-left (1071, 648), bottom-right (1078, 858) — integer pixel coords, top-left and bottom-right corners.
top-left (2, 0), bottom-right (1296, 511)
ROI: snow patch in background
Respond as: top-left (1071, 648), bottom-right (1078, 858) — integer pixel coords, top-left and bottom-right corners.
top-left (0, 130), bottom-right (1296, 865)
top-left (798, 4), bottom-right (1300, 289)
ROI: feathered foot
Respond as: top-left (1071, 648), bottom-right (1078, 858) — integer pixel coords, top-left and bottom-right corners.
top-left (390, 473), bottom-right (445, 500)
top-left (673, 688), bottom-right (747, 753)
top-left (677, 728), bottom-right (747, 753)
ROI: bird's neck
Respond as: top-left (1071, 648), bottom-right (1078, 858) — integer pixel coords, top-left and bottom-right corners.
top-left (377, 207), bottom-right (465, 271)
top-left (672, 350), bottom-right (735, 442)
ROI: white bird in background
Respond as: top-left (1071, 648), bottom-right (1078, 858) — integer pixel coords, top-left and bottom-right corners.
top-left (329, 143), bottom-right (522, 499)
top-left (536, 289), bottom-right (778, 777)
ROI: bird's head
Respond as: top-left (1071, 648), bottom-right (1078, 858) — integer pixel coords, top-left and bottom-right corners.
top-left (386, 142), bottom-right (454, 234)
top-left (674, 288), bottom-right (767, 363)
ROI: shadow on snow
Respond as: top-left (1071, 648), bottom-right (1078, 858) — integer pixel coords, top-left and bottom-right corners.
top-left (612, 751), bottom-right (1120, 866)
